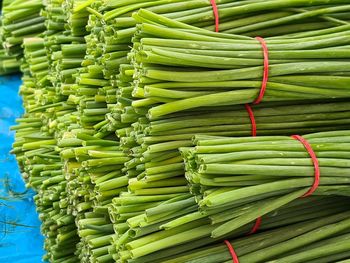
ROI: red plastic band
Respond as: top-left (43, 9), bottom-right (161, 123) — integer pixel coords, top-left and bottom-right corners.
top-left (210, 0), bottom-right (219, 32)
top-left (253, 37), bottom-right (269, 105)
top-left (291, 135), bottom-right (320, 197)
top-left (224, 240), bottom-right (240, 263)
top-left (248, 217), bottom-right (262, 235)
top-left (245, 104), bottom-right (257, 137)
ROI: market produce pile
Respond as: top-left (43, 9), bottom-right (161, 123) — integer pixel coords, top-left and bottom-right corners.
top-left (4, 0), bottom-right (350, 262)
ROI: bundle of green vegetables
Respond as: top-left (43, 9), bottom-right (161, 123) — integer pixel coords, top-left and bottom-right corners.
top-left (1, 0), bottom-right (45, 56)
top-left (110, 195), bottom-right (350, 262)
top-left (83, 0), bottom-right (350, 137)
top-left (9, 0), bottom-right (90, 261)
top-left (104, 127), bottom-right (350, 261)
top-left (43, 1), bottom-right (120, 261)
top-left (92, 0), bottom-right (349, 140)
top-left (11, 37), bottom-right (80, 263)
top-left (6, 3), bottom-right (77, 261)
top-left (179, 130), bottom-right (350, 239)
top-left (130, 10), bottom-right (350, 120)
top-left (161, 210), bottom-right (350, 263)
top-left (0, 0), bottom-right (20, 75)
top-left (5, 1), bottom-right (120, 262)
top-left (0, 30), bottom-right (20, 74)
top-left (95, 0), bottom-right (350, 138)
top-left (59, 130), bottom-right (131, 263)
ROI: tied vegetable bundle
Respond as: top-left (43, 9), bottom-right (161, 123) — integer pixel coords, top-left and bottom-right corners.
top-left (0, 27), bottom-right (20, 74)
top-left (180, 130), bottom-right (350, 239)
top-left (108, 130), bottom-right (350, 261)
top-left (1, 0), bottom-right (45, 56)
top-left (81, 0), bottom-right (350, 134)
top-left (41, 0), bottom-right (119, 262)
top-left (162, 211), bottom-right (350, 263)
top-left (130, 10), bottom-right (350, 120)
top-left (0, 0), bottom-right (20, 75)
top-left (77, 0), bottom-right (348, 154)
top-left (11, 37), bottom-right (80, 263)
top-left (132, 99), bottom-right (350, 145)
top-left (96, 0), bottom-right (350, 133)
top-left (110, 195), bottom-right (350, 262)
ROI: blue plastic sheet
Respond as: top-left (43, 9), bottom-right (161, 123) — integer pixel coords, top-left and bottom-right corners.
top-left (0, 75), bottom-right (45, 262)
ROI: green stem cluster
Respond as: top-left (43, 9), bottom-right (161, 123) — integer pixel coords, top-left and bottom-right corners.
top-left (181, 130), bottom-right (350, 238)
top-left (163, 212), bottom-right (350, 263)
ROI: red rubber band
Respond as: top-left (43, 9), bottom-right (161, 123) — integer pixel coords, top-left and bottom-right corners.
top-left (210, 0), bottom-right (219, 32)
top-left (291, 135), bottom-right (320, 197)
top-left (224, 240), bottom-right (240, 263)
top-left (245, 104), bottom-right (257, 137)
top-left (253, 37), bottom-right (269, 105)
top-left (248, 217), bottom-right (262, 235)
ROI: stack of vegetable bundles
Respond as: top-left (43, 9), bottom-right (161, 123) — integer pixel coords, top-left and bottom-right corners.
top-left (4, 0), bottom-right (350, 262)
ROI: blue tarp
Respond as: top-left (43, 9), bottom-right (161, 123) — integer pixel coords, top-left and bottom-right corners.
top-left (0, 75), bottom-right (45, 262)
